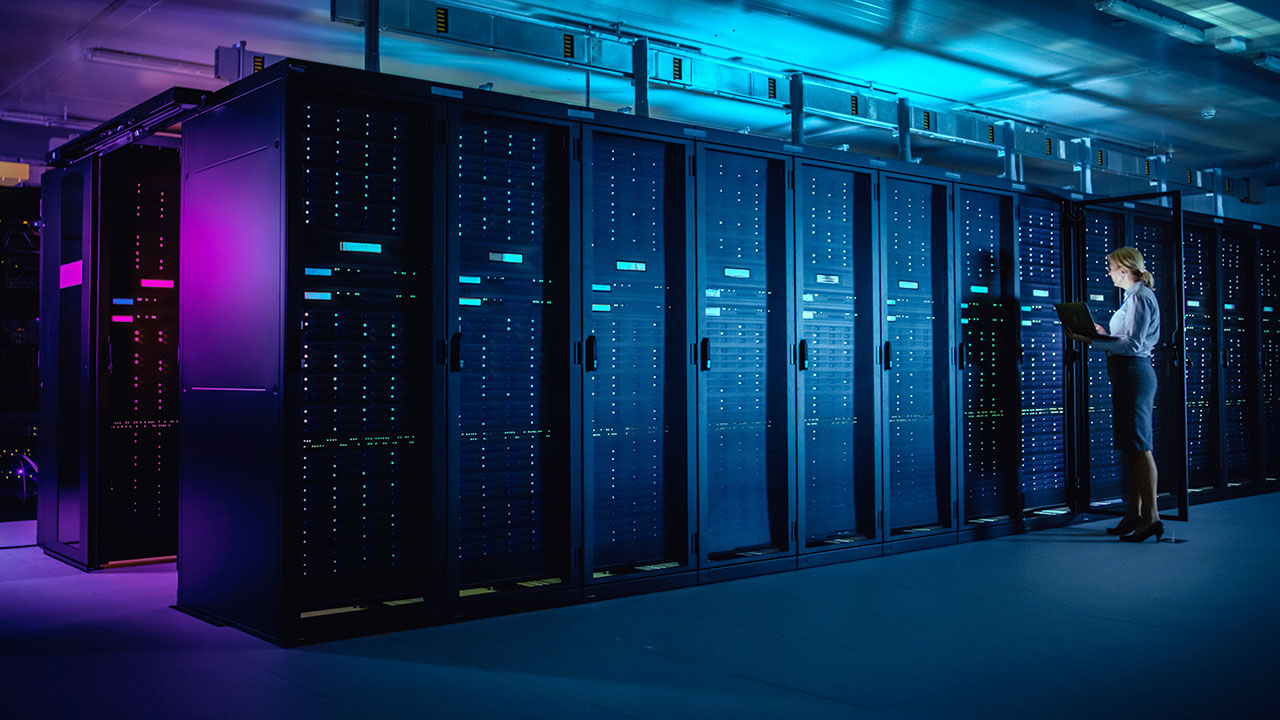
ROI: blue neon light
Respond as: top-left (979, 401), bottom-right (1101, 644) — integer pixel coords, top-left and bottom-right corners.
top-left (617, 261), bottom-right (647, 271)
top-left (459, 298), bottom-right (482, 306)
top-left (112, 298), bottom-right (134, 305)
top-left (592, 284), bottom-right (611, 292)
top-left (304, 291), bottom-right (332, 301)
top-left (304, 267), bottom-right (333, 276)
top-left (591, 304), bottom-right (612, 312)
top-left (460, 276), bottom-right (482, 284)
top-left (340, 241), bottom-right (382, 253)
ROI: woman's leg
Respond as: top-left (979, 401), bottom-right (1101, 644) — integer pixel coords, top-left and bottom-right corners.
top-left (1122, 451), bottom-right (1140, 520)
top-left (1132, 450), bottom-right (1159, 526)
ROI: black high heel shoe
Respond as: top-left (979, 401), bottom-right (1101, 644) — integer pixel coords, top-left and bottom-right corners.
top-left (1119, 521), bottom-right (1164, 543)
top-left (1106, 516), bottom-right (1141, 536)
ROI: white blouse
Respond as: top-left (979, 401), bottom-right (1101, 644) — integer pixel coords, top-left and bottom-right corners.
top-left (1095, 281), bottom-right (1160, 358)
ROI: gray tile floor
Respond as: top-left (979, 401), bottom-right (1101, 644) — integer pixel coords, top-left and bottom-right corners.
top-left (2, 495), bottom-right (1278, 719)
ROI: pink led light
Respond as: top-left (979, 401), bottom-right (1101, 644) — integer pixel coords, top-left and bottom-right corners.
top-left (59, 261), bottom-right (82, 289)
top-left (140, 278), bottom-right (174, 289)
top-left (111, 315), bottom-right (134, 323)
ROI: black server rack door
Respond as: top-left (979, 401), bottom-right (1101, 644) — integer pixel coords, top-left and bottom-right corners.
top-left (1131, 218), bottom-right (1179, 497)
top-left (1262, 235), bottom-right (1280, 480)
top-left (882, 176), bottom-right (951, 534)
top-left (797, 164), bottom-right (874, 547)
top-left (1017, 197), bottom-right (1068, 510)
top-left (1082, 211), bottom-right (1125, 504)
top-left (37, 162), bottom-right (89, 553)
top-left (292, 99), bottom-right (430, 605)
top-left (697, 146), bottom-right (791, 561)
top-left (582, 131), bottom-right (690, 579)
top-left (448, 111), bottom-right (573, 592)
top-left (96, 145), bottom-right (180, 563)
top-left (1183, 226), bottom-right (1218, 492)
top-left (1221, 231), bottom-right (1258, 486)
top-left (957, 188), bottom-right (1015, 522)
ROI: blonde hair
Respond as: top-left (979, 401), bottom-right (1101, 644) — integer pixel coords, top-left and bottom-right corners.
top-left (1107, 246), bottom-right (1154, 289)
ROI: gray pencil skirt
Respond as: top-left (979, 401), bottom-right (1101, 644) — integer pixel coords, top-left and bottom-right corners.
top-left (1107, 354), bottom-right (1157, 453)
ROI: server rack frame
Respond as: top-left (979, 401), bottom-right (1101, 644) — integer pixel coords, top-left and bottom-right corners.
top-left (578, 126), bottom-right (699, 600)
top-left (693, 141), bottom-right (797, 582)
top-left (877, 172), bottom-right (959, 554)
top-left (793, 159), bottom-right (883, 566)
top-left (38, 141), bottom-right (181, 571)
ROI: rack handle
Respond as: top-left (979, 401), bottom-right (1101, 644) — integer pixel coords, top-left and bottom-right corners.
top-left (449, 332), bottom-right (463, 372)
top-left (585, 334), bottom-right (598, 372)
top-left (699, 337), bottom-right (712, 371)
top-left (798, 339), bottom-right (809, 371)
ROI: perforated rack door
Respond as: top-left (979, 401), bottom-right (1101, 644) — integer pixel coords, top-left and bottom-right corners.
top-left (881, 176), bottom-right (951, 533)
top-left (97, 145), bottom-right (180, 563)
top-left (1262, 236), bottom-right (1280, 480)
top-left (696, 146), bottom-right (791, 562)
top-left (448, 111), bottom-right (573, 593)
top-left (797, 164), bottom-right (872, 547)
top-left (1221, 231), bottom-right (1257, 486)
top-left (1083, 211), bottom-right (1124, 503)
top-left (582, 131), bottom-right (691, 579)
top-left (1182, 226), bottom-right (1218, 492)
top-left (294, 100), bottom-right (426, 603)
top-left (957, 188), bottom-right (1014, 522)
top-left (1017, 197), bottom-right (1067, 509)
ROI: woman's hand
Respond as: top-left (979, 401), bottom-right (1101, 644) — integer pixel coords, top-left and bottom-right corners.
top-left (1093, 323), bottom-right (1108, 336)
top-left (1064, 327), bottom-right (1089, 344)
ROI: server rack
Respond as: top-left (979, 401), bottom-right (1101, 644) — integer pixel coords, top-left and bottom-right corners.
top-left (694, 144), bottom-right (795, 579)
top-left (38, 143), bottom-right (180, 570)
top-left (178, 68), bottom-right (438, 643)
top-left (794, 161), bottom-right (879, 563)
top-left (1016, 196), bottom-right (1069, 512)
top-left (443, 107), bottom-right (580, 605)
top-left (955, 187), bottom-right (1019, 528)
top-left (1219, 227), bottom-right (1259, 490)
top-left (1261, 231), bottom-right (1280, 482)
top-left (580, 128), bottom-right (696, 596)
top-left (1182, 223), bottom-right (1220, 496)
top-left (878, 174), bottom-right (956, 548)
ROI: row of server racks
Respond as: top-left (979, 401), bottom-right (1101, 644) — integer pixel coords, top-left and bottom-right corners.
top-left (38, 60), bottom-right (1280, 643)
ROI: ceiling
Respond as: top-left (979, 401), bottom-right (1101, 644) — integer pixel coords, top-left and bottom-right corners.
top-left (3, 0), bottom-right (1280, 187)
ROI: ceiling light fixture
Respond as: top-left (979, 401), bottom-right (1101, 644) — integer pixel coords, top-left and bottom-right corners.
top-left (1254, 52), bottom-right (1280, 73)
top-left (84, 47), bottom-right (214, 78)
top-left (1094, 0), bottom-right (1207, 44)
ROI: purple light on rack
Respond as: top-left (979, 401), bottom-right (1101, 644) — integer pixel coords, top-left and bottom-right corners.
top-left (111, 315), bottom-right (135, 323)
top-left (59, 261), bottom-right (82, 288)
top-left (141, 279), bottom-right (175, 289)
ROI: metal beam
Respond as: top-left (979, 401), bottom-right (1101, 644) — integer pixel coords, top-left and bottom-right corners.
top-left (790, 73), bottom-right (805, 146)
top-left (365, 0), bottom-right (380, 72)
top-left (633, 37), bottom-right (649, 118)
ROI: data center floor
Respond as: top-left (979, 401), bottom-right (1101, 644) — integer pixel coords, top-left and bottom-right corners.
top-left (2, 494), bottom-right (1277, 719)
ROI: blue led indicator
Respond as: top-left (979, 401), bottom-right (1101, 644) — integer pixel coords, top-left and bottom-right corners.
top-left (898, 280), bottom-right (919, 290)
top-left (459, 298), bottom-right (482, 306)
top-left (1187, 300), bottom-right (1201, 307)
top-left (725, 267), bottom-right (751, 279)
top-left (970, 285), bottom-right (989, 294)
top-left (340, 241), bottom-right (382, 253)
top-left (617, 261), bottom-right (647, 272)
top-left (1266, 306), bottom-right (1275, 313)
top-left (591, 284), bottom-right (612, 292)
top-left (488, 252), bottom-right (524, 264)
top-left (591, 304), bottom-right (612, 312)
top-left (802, 293), bottom-right (815, 302)
top-left (460, 275), bottom-right (482, 284)
top-left (112, 298), bottom-right (134, 305)
top-left (802, 311), bottom-right (815, 320)
top-left (1225, 303), bottom-right (1236, 310)
top-left (961, 318), bottom-right (969, 324)
top-left (706, 307), bottom-right (721, 317)
top-left (1033, 289), bottom-right (1050, 298)
top-left (303, 291), bottom-right (332, 301)
top-left (1021, 320), bottom-right (1033, 326)
top-left (304, 267), bottom-right (333, 276)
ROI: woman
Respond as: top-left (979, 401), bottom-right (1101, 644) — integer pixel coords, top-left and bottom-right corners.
top-left (1064, 246), bottom-right (1163, 543)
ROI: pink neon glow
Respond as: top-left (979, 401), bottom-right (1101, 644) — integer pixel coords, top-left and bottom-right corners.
top-left (59, 261), bottom-right (82, 289)
top-left (140, 278), bottom-right (175, 289)
top-left (111, 315), bottom-right (134, 323)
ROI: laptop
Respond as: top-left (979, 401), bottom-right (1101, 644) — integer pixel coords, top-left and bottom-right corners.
top-left (1053, 302), bottom-right (1107, 339)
